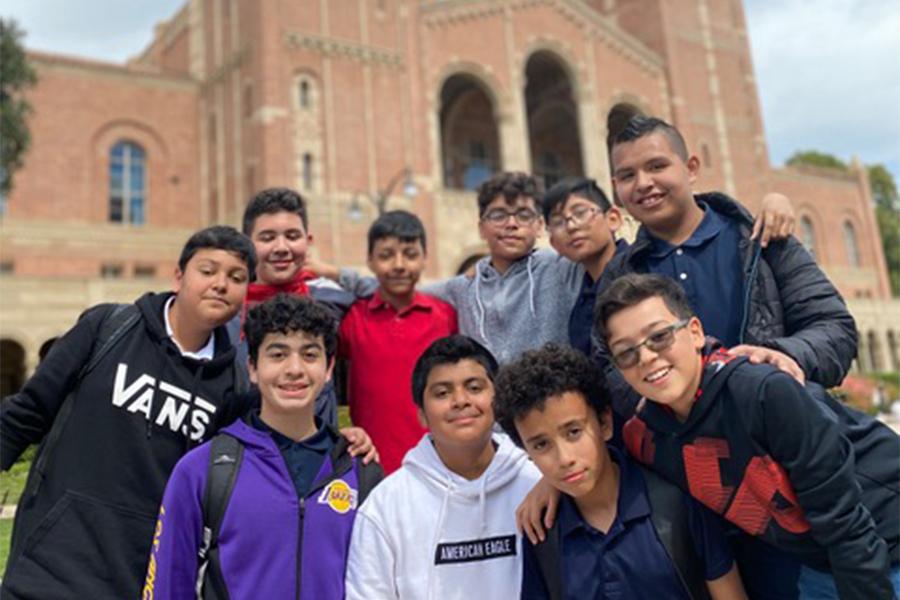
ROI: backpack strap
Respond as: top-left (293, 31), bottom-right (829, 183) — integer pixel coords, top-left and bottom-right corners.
top-left (198, 433), bottom-right (244, 600)
top-left (641, 466), bottom-right (711, 600)
top-left (354, 458), bottom-right (384, 506)
top-left (531, 518), bottom-right (564, 600)
top-left (28, 304), bottom-right (142, 500)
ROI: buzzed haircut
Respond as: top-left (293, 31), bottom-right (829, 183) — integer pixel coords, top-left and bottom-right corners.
top-left (367, 209), bottom-right (427, 255)
top-left (593, 273), bottom-right (695, 343)
top-left (612, 116), bottom-right (689, 162)
top-left (476, 172), bottom-right (541, 218)
top-left (244, 294), bottom-right (338, 365)
top-left (494, 344), bottom-right (609, 447)
top-left (177, 225), bottom-right (257, 281)
top-left (411, 335), bottom-right (498, 408)
top-left (542, 177), bottom-right (612, 222)
top-left (242, 187), bottom-right (309, 235)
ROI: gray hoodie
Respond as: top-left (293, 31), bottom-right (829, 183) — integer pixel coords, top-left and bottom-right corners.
top-left (340, 249), bottom-right (583, 364)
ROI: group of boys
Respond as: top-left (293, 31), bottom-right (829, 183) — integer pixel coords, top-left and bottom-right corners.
top-left (0, 114), bottom-right (897, 600)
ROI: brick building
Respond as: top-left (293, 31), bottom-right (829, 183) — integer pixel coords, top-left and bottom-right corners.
top-left (1, 0), bottom-right (897, 395)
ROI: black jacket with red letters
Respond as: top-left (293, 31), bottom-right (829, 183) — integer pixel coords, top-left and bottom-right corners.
top-left (624, 342), bottom-right (899, 600)
top-left (0, 292), bottom-right (251, 599)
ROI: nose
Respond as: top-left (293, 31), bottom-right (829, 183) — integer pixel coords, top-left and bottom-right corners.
top-left (450, 387), bottom-right (470, 410)
top-left (635, 168), bottom-right (653, 191)
top-left (564, 215), bottom-right (579, 233)
top-left (557, 441), bottom-right (576, 469)
top-left (272, 234), bottom-right (289, 253)
top-left (636, 342), bottom-right (659, 365)
top-left (390, 254), bottom-right (405, 271)
top-left (284, 352), bottom-right (304, 377)
top-left (211, 271), bottom-right (228, 291)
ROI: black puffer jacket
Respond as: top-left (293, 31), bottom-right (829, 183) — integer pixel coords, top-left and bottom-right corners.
top-left (594, 192), bottom-right (858, 415)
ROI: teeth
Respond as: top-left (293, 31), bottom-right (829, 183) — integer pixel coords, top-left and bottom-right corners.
top-left (645, 368), bottom-right (670, 382)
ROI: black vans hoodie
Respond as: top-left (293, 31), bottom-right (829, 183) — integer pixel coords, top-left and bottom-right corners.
top-left (623, 341), bottom-right (899, 600)
top-left (1, 292), bottom-right (250, 599)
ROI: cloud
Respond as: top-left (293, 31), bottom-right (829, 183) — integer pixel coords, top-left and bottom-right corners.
top-left (3, 0), bottom-right (184, 62)
top-left (744, 0), bottom-right (900, 178)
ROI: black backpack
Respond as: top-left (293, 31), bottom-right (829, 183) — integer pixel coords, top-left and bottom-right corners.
top-left (196, 433), bottom-right (382, 600)
top-left (531, 466), bottom-right (711, 600)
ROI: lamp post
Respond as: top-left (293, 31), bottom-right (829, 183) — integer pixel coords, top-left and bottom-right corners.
top-left (348, 167), bottom-right (418, 220)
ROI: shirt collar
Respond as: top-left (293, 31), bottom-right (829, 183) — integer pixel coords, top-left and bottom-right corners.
top-left (250, 411), bottom-right (334, 451)
top-left (647, 200), bottom-right (726, 257)
top-left (559, 446), bottom-right (652, 538)
top-left (163, 296), bottom-right (215, 360)
top-left (367, 289), bottom-right (434, 315)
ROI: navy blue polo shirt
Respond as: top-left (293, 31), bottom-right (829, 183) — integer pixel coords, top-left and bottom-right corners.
top-left (521, 448), bottom-right (733, 599)
top-left (251, 412), bottom-right (336, 498)
top-left (569, 240), bottom-right (629, 356)
top-left (644, 201), bottom-right (745, 347)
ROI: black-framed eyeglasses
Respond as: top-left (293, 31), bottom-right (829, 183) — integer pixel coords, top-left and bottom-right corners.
top-left (482, 208), bottom-right (539, 226)
top-left (547, 204), bottom-right (601, 233)
top-left (611, 319), bottom-right (690, 369)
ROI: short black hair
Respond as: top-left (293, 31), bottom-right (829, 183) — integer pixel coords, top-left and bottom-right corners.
top-left (178, 225), bottom-right (257, 281)
top-left (411, 335), bottom-right (498, 408)
top-left (242, 187), bottom-right (309, 235)
top-left (593, 273), bottom-right (694, 343)
top-left (244, 294), bottom-right (338, 365)
top-left (542, 177), bottom-right (612, 221)
top-left (612, 116), bottom-right (689, 162)
top-left (476, 171), bottom-right (541, 218)
top-left (367, 209), bottom-right (427, 255)
top-left (494, 344), bottom-right (608, 447)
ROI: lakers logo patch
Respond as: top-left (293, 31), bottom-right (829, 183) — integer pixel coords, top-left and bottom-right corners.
top-left (317, 479), bottom-right (358, 514)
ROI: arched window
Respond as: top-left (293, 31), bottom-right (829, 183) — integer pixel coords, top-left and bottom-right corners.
top-left (302, 153), bottom-right (313, 190)
top-left (525, 51), bottom-right (584, 189)
top-left (800, 216), bottom-right (816, 259)
top-left (439, 74), bottom-right (501, 190)
top-left (843, 220), bottom-right (860, 267)
top-left (109, 141), bottom-right (146, 225)
top-left (299, 80), bottom-right (310, 109)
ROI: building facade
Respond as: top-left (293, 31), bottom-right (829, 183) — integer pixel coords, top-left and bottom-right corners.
top-left (1, 0), bottom-right (896, 395)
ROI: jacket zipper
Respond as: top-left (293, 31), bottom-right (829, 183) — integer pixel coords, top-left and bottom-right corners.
top-left (739, 244), bottom-right (762, 344)
top-left (296, 496), bottom-right (305, 600)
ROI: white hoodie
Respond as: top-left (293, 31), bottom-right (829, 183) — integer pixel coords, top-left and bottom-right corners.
top-left (345, 432), bottom-right (541, 599)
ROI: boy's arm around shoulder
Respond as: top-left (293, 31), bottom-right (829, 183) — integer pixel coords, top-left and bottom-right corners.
top-left (0, 304), bottom-right (109, 470)
top-left (756, 371), bottom-right (894, 600)
top-left (345, 499), bottom-right (400, 600)
top-left (761, 237), bottom-right (857, 387)
top-left (143, 449), bottom-right (207, 599)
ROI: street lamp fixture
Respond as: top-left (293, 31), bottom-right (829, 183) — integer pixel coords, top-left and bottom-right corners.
top-left (348, 167), bottom-right (418, 220)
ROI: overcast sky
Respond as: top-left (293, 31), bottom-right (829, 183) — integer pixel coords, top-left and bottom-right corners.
top-left (3, 0), bottom-right (898, 180)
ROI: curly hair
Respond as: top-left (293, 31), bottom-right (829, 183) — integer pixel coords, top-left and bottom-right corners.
top-left (411, 335), bottom-right (498, 408)
top-left (242, 187), bottom-right (309, 235)
top-left (244, 294), bottom-right (337, 365)
top-left (494, 344), bottom-right (608, 447)
top-left (475, 171), bottom-right (541, 217)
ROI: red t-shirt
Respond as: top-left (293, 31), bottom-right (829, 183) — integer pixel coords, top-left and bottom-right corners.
top-left (339, 291), bottom-right (458, 473)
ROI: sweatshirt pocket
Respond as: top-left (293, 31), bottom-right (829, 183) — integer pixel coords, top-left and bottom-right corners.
top-left (5, 491), bottom-right (157, 599)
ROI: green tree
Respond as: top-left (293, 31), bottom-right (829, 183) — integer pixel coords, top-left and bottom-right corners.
top-left (0, 18), bottom-right (37, 196)
top-left (787, 151), bottom-right (900, 296)
top-left (786, 150), bottom-right (848, 171)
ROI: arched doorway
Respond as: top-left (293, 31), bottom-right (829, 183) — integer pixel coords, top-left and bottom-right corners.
top-left (867, 330), bottom-right (882, 372)
top-left (524, 51), bottom-right (584, 189)
top-left (1, 339), bottom-right (26, 397)
top-left (440, 74), bottom-right (501, 190)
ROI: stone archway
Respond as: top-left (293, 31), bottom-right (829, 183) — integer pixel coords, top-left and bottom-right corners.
top-left (439, 74), bottom-right (501, 191)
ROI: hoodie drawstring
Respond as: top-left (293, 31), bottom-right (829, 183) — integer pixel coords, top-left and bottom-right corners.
top-left (474, 265), bottom-right (488, 344)
top-left (526, 253), bottom-right (536, 318)
top-left (478, 474), bottom-right (488, 535)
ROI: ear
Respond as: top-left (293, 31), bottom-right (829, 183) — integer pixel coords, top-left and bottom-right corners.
top-left (325, 356), bottom-right (336, 383)
top-left (173, 266), bottom-right (184, 294)
top-left (307, 233), bottom-right (314, 245)
top-left (604, 206), bottom-right (623, 234)
top-left (688, 316), bottom-right (705, 350)
top-left (686, 155), bottom-right (701, 184)
top-left (598, 407), bottom-right (614, 442)
top-left (417, 406), bottom-right (429, 429)
top-left (247, 358), bottom-right (258, 386)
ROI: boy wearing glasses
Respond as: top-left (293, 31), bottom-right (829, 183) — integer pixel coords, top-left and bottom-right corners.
top-left (596, 273), bottom-right (899, 600)
top-left (543, 177), bottom-right (625, 357)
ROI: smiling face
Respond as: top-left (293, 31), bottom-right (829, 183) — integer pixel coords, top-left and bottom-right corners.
top-left (249, 211), bottom-right (311, 285)
top-left (605, 296), bottom-right (706, 420)
top-left (478, 195), bottom-right (543, 271)
top-left (367, 236), bottom-right (426, 301)
top-left (611, 132), bottom-right (700, 238)
top-left (548, 195), bottom-right (621, 266)
top-left (419, 358), bottom-right (495, 452)
top-left (173, 248), bottom-right (249, 329)
top-left (515, 391), bottom-right (614, 500)
top-left (250, 330), bottom-right (334, 419)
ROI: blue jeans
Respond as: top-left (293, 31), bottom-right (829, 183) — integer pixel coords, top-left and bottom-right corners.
top-left (798, 564), bottom-right (900, 599)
